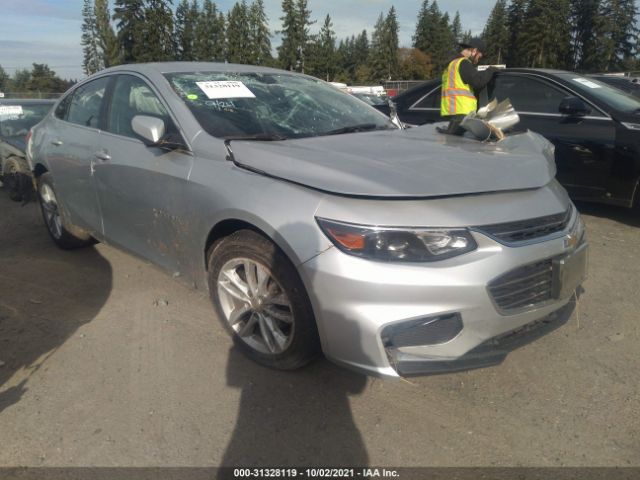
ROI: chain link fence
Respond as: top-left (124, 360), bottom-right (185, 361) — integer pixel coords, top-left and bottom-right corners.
top-left (383, 80), bottom-right (425, 96)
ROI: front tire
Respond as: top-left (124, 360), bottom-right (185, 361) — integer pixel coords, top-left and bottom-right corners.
top-left (207, 230), bottom-right (321, 370)
top-left (37, 173), bottom-right (94, 250)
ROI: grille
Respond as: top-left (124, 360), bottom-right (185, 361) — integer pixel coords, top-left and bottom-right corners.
top-left (475, 207), bottom-right (572, 244)
top-left (488, 258), bottom-right (554, 313)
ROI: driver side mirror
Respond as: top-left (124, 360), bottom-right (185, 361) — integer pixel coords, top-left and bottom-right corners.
top-left (559, 96), bottom-right (591, 117)
top-left (132, 115), bottom-right (165, 144)
top-left (131, 115), bottom-right (188, 151)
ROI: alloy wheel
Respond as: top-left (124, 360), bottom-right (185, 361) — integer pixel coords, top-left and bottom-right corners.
top-left (40, 183), bottom-right (63, 240)
top-left (217, 258), bottom-right (294, 355)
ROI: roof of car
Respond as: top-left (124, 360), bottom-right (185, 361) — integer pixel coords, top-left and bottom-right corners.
top-left (100, 62), bottom-right (291, 76)
top-left (0, 98), bottom-right (56, 105)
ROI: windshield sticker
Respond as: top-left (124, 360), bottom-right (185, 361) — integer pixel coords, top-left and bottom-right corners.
top-left (0, 105), bottom-right (23, 118)
top-left (196, 81), bottom-right (256, 99)
top-left (205, 99), bottom-right (236, 111)
top-left (573, 78), bottom-right (602, 89)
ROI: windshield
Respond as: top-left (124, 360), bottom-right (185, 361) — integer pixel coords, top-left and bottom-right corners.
top-left (165, 71), bottom-right (395, 139)
top-left (561, 74), bottom-right (640, 113)
top-left (0, 103), bottom-right (52, 139)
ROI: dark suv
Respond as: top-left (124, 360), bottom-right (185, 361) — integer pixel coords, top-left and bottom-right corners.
top-left (377, 69), bottom-right (640, 209)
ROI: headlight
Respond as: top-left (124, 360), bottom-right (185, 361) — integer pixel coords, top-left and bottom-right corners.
top-left (316, 218), bottom-right (477, 262)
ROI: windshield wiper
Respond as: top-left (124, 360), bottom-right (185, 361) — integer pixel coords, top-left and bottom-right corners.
top-left (224, 134), bottom-right (288, 163)
top-left (323, 123), bottom-right (392, 136)
top-left (223, 133), bottom-right (288, 141)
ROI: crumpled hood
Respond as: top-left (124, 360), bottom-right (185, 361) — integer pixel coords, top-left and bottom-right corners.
top-left (1, 136), bottom-right (26, 153)
top-left (229, 125), bottom-right (556, 198)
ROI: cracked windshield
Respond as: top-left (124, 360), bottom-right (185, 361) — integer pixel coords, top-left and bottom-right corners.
top-left (165, 72), bottom-right (395, 139)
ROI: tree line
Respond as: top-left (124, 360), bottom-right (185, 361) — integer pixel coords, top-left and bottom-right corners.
top-left (482, 0), bottom-right (639, 72)
top-left (2, 0), bottom-right (638, 96)
top-left (0, 64), bottom-right (75, 97)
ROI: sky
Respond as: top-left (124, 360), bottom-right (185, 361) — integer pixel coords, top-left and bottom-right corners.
top-left (0, 0), bottom-right (497, 81)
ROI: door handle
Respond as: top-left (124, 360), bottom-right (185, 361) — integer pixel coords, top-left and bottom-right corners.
top-left (51, 140), bottom-right (63, 146)
top-left (94, 151), bottom-right (111, 162)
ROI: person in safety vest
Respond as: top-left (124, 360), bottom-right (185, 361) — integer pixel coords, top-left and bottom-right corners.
top-left (441, 38), bottom-right (499, 135)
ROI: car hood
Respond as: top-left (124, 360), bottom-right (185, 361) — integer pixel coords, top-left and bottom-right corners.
top-left (229, 125), bottom-right (556, 198)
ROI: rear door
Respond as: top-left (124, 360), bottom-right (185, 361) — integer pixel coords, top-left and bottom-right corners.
top-left (488, 73), bottom-right (616, 200)
top-left (93, 73), bottom-right (194, 272)
top-left (45, 76), bottom-right (110, 234)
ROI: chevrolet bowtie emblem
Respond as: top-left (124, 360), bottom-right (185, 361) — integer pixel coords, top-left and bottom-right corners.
top-left (564, 233), bottom-right (579, 250)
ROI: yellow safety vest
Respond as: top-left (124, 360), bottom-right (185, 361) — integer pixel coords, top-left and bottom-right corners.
top-left (440, 57), bottom-right (478, 117)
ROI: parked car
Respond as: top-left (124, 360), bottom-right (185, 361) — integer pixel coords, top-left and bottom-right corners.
top-left (28, 63), bottom-right (587, 377)
top-left (588, 74), bottom-right (640, 99)
top-left (374, 68), bottom-right (640, 209)
top-left (0, 99), bottom-right (55, 200)
top-left (350, 92), bottom-right (388, 106)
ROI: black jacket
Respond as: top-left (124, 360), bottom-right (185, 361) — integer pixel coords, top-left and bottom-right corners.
top-left (450, 56), bottom-right (497, 92)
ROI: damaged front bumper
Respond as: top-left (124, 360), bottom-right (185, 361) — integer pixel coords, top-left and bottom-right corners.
top-left (301, 216), bottom-right (587, 378)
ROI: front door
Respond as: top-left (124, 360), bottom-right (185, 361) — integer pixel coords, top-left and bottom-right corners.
top-left (488, 74), bottom-right (617, 200)
top-left (92, 74), bottom-right (194, 273)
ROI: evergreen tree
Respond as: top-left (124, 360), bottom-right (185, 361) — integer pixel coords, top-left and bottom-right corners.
top-left (0, 65), bottom-right (10, 92)
top-left (248, 0), bottom-right (272, 65)
top-left (413, 1), bottom-right (455, 74)
top-left (175, 0), bottom-right (199, 60)
top-left (451, 11), bottom-right (462, 44)
top-left (277, 0), bottom-right (314, 72)
top-left (506, 0), bottom-right (527, 66)
top-left (278, 0), bottom-right (297, 70)
top-left (354, 30), bottom-right (370, 67)
top-left (570, 0), bottom-right (600, 71)
top-left (369, 13), bottom-right (386, 81)
top-left (95, 0), bottom-right (120, 67)
top-left (312, 14), bottom-right (337, 81)
top-left (12, 70), bottom-right (32, 94)
top-left (227, 1), bottom-right (251, 63)
top-left (519, 0), bottom-right (572, 68)
top-left (81, 0), bottom-right (103, 75)
top-left (413, 1), bottom-right (432, 56)
top-left (596, 0), bottom-right (639, 71)
top-left (382, 7), bottom-right (400, 80)
top-left (27, 64), bottom-right (67, 94)
top-left (482, 0), bottom-right (509, 64)
top-left (113, 0), bottom-right (146, 62)
top-left (140, 0), bottom-right (175, 61)
top-left (194, 0), bottom-right (225, 61)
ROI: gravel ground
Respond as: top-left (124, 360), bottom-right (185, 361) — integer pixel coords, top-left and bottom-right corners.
top-left (0, 192), bottom-right (638, 469)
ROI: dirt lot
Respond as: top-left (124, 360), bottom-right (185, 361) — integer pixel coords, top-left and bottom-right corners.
top-left (0, 192), bottom-right (638, 469)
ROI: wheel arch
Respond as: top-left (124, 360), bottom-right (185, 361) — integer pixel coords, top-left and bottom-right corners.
top-left (32, 163), bottom-right (49, 178)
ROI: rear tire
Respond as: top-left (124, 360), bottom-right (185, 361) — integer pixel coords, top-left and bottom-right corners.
top-left (2, 157), bottom-right (30, 202)
top-left (207, 230), bottom-right (321, 370)
top-left (37, 173), bottom-right (94, 250)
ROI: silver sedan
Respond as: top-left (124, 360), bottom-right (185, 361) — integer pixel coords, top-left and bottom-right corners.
top-left (28, 63), bottom-right (587, 377)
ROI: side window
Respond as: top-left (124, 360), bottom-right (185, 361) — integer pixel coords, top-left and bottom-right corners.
top-left (412, 87), bottom-right (441, 109)
top-left (489, 75), bottom-right (568, 114)
top-left (107, 75), bottom-right (170, 139)
top-left (67, 77), bottom-right (109, 128)
top-left (55, 93), bottom-right (73, 120)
